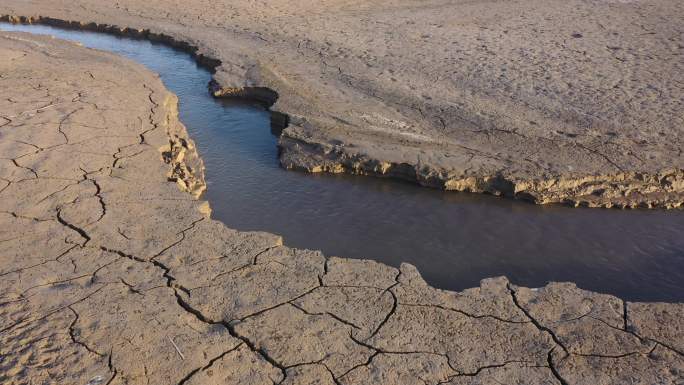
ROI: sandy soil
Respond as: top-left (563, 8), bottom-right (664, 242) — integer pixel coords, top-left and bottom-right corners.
top-left (1, 32), bottom-right (682, 385)
top-left (0, 0), bottom-right (682, 207)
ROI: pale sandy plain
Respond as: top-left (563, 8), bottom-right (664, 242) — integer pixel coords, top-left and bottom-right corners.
top-left (1, 31), bottom-right (683, 385)
top-left (0, 0), bottom-right (683, 207)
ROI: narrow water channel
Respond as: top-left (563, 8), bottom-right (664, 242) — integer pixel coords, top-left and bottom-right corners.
top-left (3, 23), bottom-right (683, 302)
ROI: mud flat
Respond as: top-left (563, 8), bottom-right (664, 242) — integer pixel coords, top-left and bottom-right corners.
top-left (1, 32), bottom-right (682, 385)
top-left (1, 0), bottom-right (683, 207)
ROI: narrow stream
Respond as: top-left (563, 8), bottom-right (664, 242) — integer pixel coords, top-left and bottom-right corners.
top-left (3, 23), bottom-right (683, 302)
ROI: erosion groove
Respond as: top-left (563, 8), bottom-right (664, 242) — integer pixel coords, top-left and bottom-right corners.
top-left (0, 19), bottom-right (682, 385)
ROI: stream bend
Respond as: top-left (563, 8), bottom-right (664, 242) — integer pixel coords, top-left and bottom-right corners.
top-left (3, 22), bottom-right (683, 302)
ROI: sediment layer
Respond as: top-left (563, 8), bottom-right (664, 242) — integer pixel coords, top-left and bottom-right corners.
top-left (279, 136), bottom-right (684, 208)
top-left (1, 31), bottom-right (682, 385)
top-left (1, 0), bottom-right (682, 208)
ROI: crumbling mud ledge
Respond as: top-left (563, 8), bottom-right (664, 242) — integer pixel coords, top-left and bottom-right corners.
top-left (1, 0), bottom-right (682, 208)
top-left (1, 29), bottom-right (682, 385)
top-left (279, 136), bottom-right (684, 209)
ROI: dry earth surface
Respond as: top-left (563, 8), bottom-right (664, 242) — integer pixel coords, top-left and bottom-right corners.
top-left (1, 32), bottom-right (683, 385)
top-left (0, 0), bottom-right (683, 207)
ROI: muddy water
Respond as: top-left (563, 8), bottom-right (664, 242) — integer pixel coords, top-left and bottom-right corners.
top-left (4, 23), bottom-right (683, 302)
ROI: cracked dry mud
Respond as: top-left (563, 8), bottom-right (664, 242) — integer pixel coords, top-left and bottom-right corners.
top-left (0, 0), bottom-right (683, 208)
top-left (1, 32), bottom-right (683, 385)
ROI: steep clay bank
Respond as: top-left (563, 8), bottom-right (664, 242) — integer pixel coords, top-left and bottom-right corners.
top-left (1, 0), bottom-right (682, 207)
top-left (1, 32), bottom-right (682, 385)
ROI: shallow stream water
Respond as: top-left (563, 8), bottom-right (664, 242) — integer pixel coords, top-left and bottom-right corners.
top-left (3, 23), bottom-right (683, 302)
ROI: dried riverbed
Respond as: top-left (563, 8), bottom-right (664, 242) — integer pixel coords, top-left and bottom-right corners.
top-left (1, 28), bottom-right (683, 385)
top-left (3, 23), bottom-right (683, 302)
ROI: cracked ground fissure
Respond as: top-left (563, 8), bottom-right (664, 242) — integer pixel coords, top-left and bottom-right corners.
top-left (0, 29), bottom-right (682, 385)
